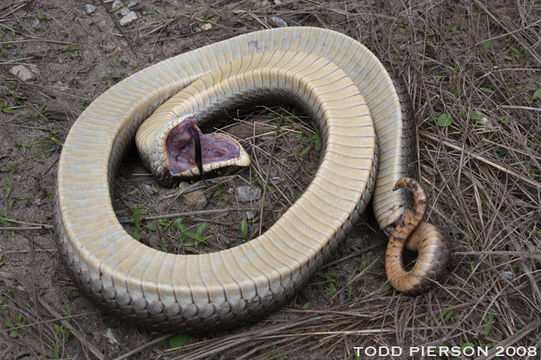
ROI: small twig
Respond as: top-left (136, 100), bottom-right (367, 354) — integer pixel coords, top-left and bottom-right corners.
top-left (498, 104), bottom-right (541, 112)
top-left (42, 157), bottom-right (59, 177)
top-left (0, 1), bottom-right (27, 18)
top-left (0, 38), bottom-right (76, 45)
top-left (259, 117), bottom-right (282, 235)
top-left (416, 0), bottom-right (430, 181)
top-left (477, 319), bottom-right (541, 360)
top-left (101, 2), bottom-right (139, 58)
top-left (0, 312), bottom-right (98, 332)
top-left (248, 12), bottom-right (270, 29)
top-left (454, 250), bottom-right (541, 262)
top-left (259, 327), bottom-right (430, 337)
top-left (331, 258), bottom-right (379, 299)
top-left (162, 175), bottom-right (238, 200)
top-left (473, 18), bottom-right (541, 47)
top-left (0, 216), bottom-right (53, 229)
top-left (321, 241), bottom-right (384, 270)
top-left (0, 56), bottom-right (32, 65)
top-left (37, 297), bottom-right (105, 360)
top-left (473, 0), bottom-right (541, 65)
top-left (113, 334), bottom-right (171, 360)
top-left (119, 208), bottom-right (247, 223)
top-left (141, 18), bottom-right (176, 38)
top-left (0, 226), bottom-right (47, 231)
top-left (420, 130), bottom-right (541, 190)
top-left (167, 316), bottom-right (329, 360)
top-left (30, 236), bottom-right (46, 357)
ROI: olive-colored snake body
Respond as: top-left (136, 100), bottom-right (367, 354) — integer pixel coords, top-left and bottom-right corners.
top-left (55, 27), bottom-right (449, 330)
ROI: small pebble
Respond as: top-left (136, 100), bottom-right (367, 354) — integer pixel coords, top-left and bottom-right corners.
top-left (102, 41), bottom-right (118, 53)
top-left (143, 184), bottom-right (155, 195)
top-left (119, 11), bottom-right (138, 26)
top-left (201, 23), bottom-right (212, 31)
top-left (273, 0), bottom-right (282, 4)
top-left (237, 185), bottom-right (262, 202)
top-left (73, 296), bottom-right (93, 308)
top-left (111, 0), bottom-right (124, 9)
top-left (27, 64), bottom-right (40, 76)
top-left (478, 116), bottom-right (490, 126)
top-left (9, 65), bottom-right (34, 81)
top-left (269, 16), bottom-right (287, 27)
top-left (178, 182), bottom-right (207, 208)
top-left (183, 190), bottom-right (207, 208)
top-left (75, 26), bottom-right (88, 40)
top-left (127, 1), bottom-right (138, 8)
top-left (501, 271), bottom-right (514, 280)
top-left (245, 211), bottom-right (255, 220)
top-left (105, 328), bottom-right (119, 345)
top-left (180, 24), bottom-right (191, 35)
top-left (31, 18), bottom-right (40, 29)
top-left (119, 6), bottom-right (131, 16)
top-left (53, 81), bottom-right (68, 91)
top-left (85, 4), bottom-right (97, 15)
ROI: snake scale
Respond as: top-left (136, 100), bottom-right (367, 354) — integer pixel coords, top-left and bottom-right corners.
top-left (55, 27), bottom-right (449, 330)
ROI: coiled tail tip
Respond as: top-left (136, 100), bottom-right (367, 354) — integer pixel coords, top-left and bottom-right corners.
top-left (387, 221), bottom-right (450, 294)
top-left (385, 178), bottom-right (450, 295)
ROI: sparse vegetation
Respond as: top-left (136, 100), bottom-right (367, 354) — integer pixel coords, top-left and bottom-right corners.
top-left (0, 0), bottom-right (539, 359)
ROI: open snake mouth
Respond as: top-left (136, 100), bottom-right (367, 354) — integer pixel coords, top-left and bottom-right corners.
top-left (165, 115), bottom-right (250, 177)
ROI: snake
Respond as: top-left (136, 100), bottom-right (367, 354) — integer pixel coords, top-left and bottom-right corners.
top-left (55, 27), bottom-right (449, 330)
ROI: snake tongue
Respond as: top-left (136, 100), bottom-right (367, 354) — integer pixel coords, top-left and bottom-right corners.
top-left (165, 115), bottom-right (251, 177)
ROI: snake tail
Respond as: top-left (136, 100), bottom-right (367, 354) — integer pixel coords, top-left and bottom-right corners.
top-left (385, 177), bottom-right (450, 294)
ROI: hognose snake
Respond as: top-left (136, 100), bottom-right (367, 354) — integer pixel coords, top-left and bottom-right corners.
top-left (55, 27), bottom-right (449, 330)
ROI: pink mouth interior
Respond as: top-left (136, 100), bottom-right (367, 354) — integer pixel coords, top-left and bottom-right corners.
top-left (165, 116), bottom-right (241, 176)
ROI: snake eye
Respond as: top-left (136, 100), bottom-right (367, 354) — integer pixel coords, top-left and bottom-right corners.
top-left (165, 115), bottom-right (251, 177)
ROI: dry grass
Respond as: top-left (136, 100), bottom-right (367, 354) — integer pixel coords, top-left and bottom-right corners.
top-left (0, 0), bottom-right (540, 359)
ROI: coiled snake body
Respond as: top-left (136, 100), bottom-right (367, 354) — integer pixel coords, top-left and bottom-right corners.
top-left (55, 27), bottom-right (449, 330)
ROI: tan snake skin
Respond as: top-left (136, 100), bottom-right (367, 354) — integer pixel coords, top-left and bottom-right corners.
top-left (55, 27), bottom-right (449, 330)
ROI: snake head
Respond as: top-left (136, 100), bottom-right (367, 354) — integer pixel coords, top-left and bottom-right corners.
top-left (164, 115), bottom-right (251, 178)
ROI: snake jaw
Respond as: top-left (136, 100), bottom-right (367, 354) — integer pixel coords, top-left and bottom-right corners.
top-left (164, 115), bottom-right (251, 178)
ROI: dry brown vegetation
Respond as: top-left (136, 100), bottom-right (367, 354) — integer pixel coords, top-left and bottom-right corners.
top-left (0, 0), bottom-right (540, 359)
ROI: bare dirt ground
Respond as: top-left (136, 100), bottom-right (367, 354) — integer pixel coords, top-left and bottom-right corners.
top-left (1, 1), bottom-right (540, 359)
